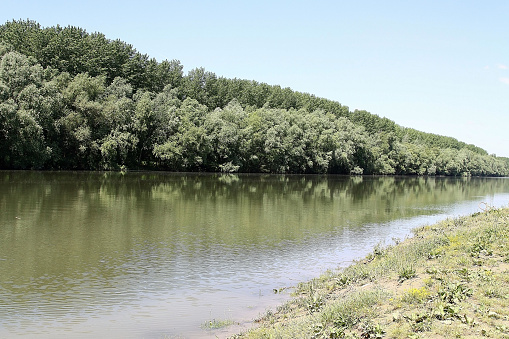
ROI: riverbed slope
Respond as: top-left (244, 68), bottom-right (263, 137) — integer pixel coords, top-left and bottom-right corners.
top-left (233, 205), bottom-right (509, 338)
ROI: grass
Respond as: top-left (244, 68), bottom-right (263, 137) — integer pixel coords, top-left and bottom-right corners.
top-left (232, 206), bottom-right (509, 338)
top-left (202, 318), bottom-right (236, 330)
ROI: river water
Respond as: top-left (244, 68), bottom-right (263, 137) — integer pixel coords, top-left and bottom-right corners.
top-left (1, 172), bottom-right (508, 338)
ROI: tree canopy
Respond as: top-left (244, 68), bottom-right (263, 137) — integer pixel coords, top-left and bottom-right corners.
top-left (0, 19), bottom-right (507, 176)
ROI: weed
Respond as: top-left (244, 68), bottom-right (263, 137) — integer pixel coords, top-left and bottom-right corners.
top-left (432, 303), bottom-right (461, 320)
top-left (372, 242), bottom-right (388, 258)
top-left (400, 287), bottom-right (430, 304)
top-left (404, 312), bottom-right (431, 332)
top-left (481, 283), bottom-right (505, 299)
top-left (328, 326), bottom-right (346, 339)
top-left (307, 293), bottom-right (325, 313)
top-left (427, 248), bottom-right (443, 259)
top-left (425, 266), bottom-right (438, 277)
top-left (478, 269), bottom-right (494, 282)
top-left (437, 282), bottom-right (472, 304)
top-left (423, 277), bottom-right (434, 287)
top-left (309, 322), bottom-right (324, 338)
top-left (470, 239), bottom-right (493, 257)
top-left (334, 274), bottom-right (351, 287)
top-left (456, 267), bottom-right (472, 281)
top-left (359, 321), bottom-right (385, 339)
top-left (320, 289), bottom-right (386, 330)
top-left (201, 318), bottom-right (235, 329)
top-left (398, 266), bottom-right (416, 282)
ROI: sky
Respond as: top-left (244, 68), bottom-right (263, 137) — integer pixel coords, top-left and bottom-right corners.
top-left (2, 0), bottom-right (508, 157)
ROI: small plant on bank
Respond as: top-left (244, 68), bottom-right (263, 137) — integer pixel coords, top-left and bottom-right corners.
top-left (359, 321), bottom-right (385, 339)
top-left (201, 318), bottom-right (235, 330)
top-left (427, 248), bottom-right (444, 259)
top-left (335, 274), bottom-right (351, 287)
top-left (403, 312), bottom-right (432, 333)
top-left (308, 322), bottom-right (324, 338)
top-left (456, 267), bottom-right (471, 281)
top-left (432, 302), bottom-right (461, 320)
top-left (328, 326), bottom-right (346, 339)
top-left (398, 266), bottom-right (416, 282)
top-left (307, 293), bottom-right (325, 313)
top-left (438, 282), bottom-right (472, 304)
top-left (400, 287), bottom-right (430, 304)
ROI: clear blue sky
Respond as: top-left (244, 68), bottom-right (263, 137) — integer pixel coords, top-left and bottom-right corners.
top-left (2, 0), bottom-right (508, 156)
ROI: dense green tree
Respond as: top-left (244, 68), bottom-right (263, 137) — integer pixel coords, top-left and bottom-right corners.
top-left (203, 99), bottom-right (247, 172)
top-left (0, 19), bottom-right (507, 176)
top-left (55, 73), bottom-right (107, 168)
top-left (98, 77), bottom-right (137, 169)
top-left (0, 51), bottom-right (50, 168)
top-left (153, 98), bottom-right (210, 171)
top-left (149, 59), bottom-right (184, 93)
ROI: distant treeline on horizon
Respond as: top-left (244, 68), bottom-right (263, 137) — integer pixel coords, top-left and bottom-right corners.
top-left (0, 19), bottom-right (507, 176)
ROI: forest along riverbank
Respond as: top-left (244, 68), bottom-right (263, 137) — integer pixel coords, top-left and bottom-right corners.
top-left (233, 206), bottom-right (509, 338)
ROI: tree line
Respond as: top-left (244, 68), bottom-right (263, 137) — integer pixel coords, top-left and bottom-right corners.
top-left (0, 19), bottom-right (507, 176)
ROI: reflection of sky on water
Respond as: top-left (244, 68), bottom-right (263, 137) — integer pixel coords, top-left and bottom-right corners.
top-left (1, 173), bottom-right (509, 338)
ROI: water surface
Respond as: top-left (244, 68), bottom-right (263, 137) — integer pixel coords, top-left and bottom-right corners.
top-left (1, 172), bottom-right (508, 338)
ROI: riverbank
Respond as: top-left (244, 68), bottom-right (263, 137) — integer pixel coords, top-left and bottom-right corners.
top-left (232, 205), bottom-right (509, 338)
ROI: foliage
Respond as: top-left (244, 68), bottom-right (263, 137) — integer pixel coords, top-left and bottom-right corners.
top-left (0, 19), bottom-right (507, 175)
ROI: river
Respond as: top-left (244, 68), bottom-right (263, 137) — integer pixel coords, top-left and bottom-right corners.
top-left (1, 172), bottom-right (508, 338)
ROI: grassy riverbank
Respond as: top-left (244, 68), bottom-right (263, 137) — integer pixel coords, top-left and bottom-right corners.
top-left (233, 205), bottom-right (509, 338)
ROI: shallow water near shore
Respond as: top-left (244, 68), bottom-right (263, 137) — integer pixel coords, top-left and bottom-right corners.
top-left (1, 172), bottom-right (508, 338)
